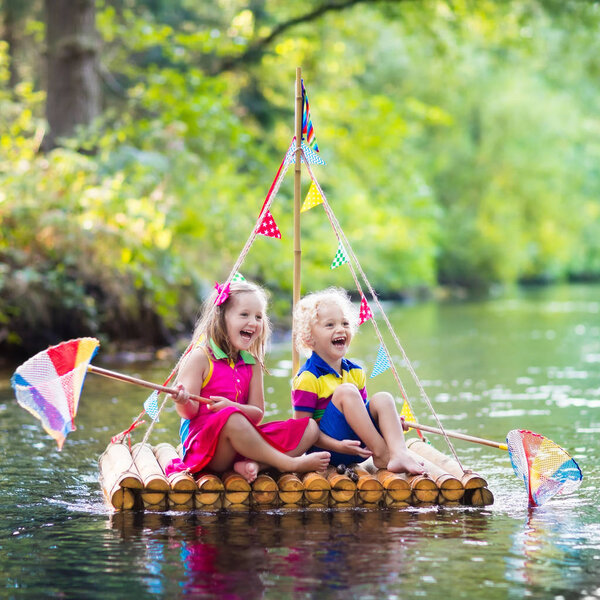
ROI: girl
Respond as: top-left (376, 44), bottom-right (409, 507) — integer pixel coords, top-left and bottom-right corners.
top-left (292, 287), bottom-right (425, 475)
top-left (167, 280), bottom-right (330, 482)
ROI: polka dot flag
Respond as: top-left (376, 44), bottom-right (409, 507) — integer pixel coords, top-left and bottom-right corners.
top-left (256, 209), bottom-right (282, 239)
top-left (232, 272), bottom-right (245, 282)
top-left (330, 241), bottom-right (349, 269)
top-left (400, 400), bottom-right (416, 431)
top-left (301, 181), bottom-right (324, 213)
top-left (370, 344), bottom-right (391, 378)
top-left (359, 294), bottom-right (373, 325)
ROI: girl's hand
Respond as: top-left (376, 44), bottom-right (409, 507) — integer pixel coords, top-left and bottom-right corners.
top-left (207, 395), bottom-right (234, 411)
top-left (400, 415), bottom-right (410, 432)
top-left (337, 439), bottom-right (373, 458)
top-left (172, 383), bottom-right (190, 405)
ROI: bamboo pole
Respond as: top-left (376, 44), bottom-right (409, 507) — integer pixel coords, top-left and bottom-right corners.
top-left (131, 443), bottom-right (169, 491)
top-left (375, 469), bottom-right (412, 503)
top-left (404, 420), bottom-right (508, 450)
top-left (407, 438), bottom-right (487, 489)
top-left (292, 66), bottom-right (303, 375)
top-left (252, 473), bottom-right (279, 506)
top-left (302, 471), bottom-right (330, 504)
top-left (352, 465), bottom-right (384, 504)
top-left (277, 472), bottom-right (304, 505)
top-left (326, 466), bottom-right (356, 503)
top-left (88, 365), bottom-right (211, 404)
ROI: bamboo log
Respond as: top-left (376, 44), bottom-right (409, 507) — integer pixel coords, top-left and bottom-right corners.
top-left (195, 497), bottom-right (222, 511)
top-left (352, 465), bottom-right (384, 504)
top-left (168, 495), bottom-right (195, 511)
top-left (406, 450), bottom-right (464, 502)
top-left (382, 494), bottom-right (410, 508)
top-left (252, 473), bottom-right (279, 506)
top-left (153, 442), bottom-right (197, 492)
top-left (105, 486), bottom-right (136, 511)
top-left (407, 438), bottom-right (487, 489)
top-left (463, 487), bottom-right (494, 506)
top-left (277, 473), bottom-right (304, 505)
top-left (326, 467), bottom-right (356, 503)
top-left (376, 469), bottom-right (412, 502)
top-left (99, 442), bottom-right (143, 490)
top-left (140, 491), bottom-right (167, 510)
top-left (195, 473), bottom-right (224, 505)
top-left (131, 443), bottom-right (169, 491)
top-left (407, 474), bottom-right (439, 503)
top-left (223, 471), bottom-right (251, 505)
top-left (302, 472), bottom-right (331, 505)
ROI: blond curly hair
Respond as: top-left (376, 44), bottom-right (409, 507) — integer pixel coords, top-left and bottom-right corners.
top-left (293, 287), bottom-right (358, 355)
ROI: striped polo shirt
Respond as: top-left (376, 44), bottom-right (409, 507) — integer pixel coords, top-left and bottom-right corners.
top-left (292, 352), bottom-right (367, 421)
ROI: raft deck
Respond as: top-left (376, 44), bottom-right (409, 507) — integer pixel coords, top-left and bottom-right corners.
top-left (98, 438), bottom-right (494, 512)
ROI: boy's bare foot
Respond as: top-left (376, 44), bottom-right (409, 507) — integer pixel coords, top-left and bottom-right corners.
top-left (292, 451), bottom-right (331, 473)
top-left (234, 459), bottom-right (259, 483)
top-left (386, 452), bottom-right (426, 475)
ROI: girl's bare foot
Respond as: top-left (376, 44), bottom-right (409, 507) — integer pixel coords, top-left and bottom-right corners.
top-left (387, 452), bottom-right (426, 475)
top-left (291, 452), bottom-right (331, 473)
top-left (234, 459), bottom-right (259, 483)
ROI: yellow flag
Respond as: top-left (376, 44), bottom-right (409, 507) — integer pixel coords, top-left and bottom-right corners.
top-left (400, 401), bottom-right (416, 431)
top-left (301, 181), bottom-right (323, 213)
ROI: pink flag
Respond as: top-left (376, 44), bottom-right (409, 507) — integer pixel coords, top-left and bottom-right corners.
top-left (256, 209), bottom-right (282, 239)
top-left (359, 294), bottom-right (373, 325)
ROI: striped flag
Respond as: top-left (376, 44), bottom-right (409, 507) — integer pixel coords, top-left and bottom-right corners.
top-left (302, 80), bottom-right (319, 152)
top-left (370, 345), bottom-right (391, 378)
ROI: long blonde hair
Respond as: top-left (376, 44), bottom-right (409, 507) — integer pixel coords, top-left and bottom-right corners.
top-left (193, 280), bottom-right (272, 365)
top-left (293, 287), bottom-right (358, 355)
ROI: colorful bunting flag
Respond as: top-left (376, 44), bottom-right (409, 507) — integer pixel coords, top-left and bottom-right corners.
top-left (284, 139), bottom-right (326, 166)
top-left (358, 294), bottom-right (373, 325)
top-left (330, 241), bottom-right (349, 269)
top-left (232, 272), bottom-right (246, 282)
top-left (144, 390), bottom-right (160, 421)
top-left (302, 79), bottom-right (319, 152)
top-left (301, 181), bottom-right (324, 213)
top-left (370, 345), bottom-right (391, 378)
top-left (400, 400), bottom-right (416, 431)
top-left (256, 209), bottom-right (282, 239)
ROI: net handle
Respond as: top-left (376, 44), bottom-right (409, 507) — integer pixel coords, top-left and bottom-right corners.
top-left (88, 365), bottom-right (212, 404)
top-left (404, 420), bottom-right (508, 450)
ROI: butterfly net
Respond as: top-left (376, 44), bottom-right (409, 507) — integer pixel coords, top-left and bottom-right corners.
top-left (506, 429), bottom-right (583, 506)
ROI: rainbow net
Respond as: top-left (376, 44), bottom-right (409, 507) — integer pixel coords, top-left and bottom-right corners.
top-left (506, 429), bottom-right (583, 507)
top-left (11, 338), bottom-right (99, 450)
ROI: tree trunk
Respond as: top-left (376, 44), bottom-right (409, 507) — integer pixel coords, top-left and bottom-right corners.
top-left (44, 0), bottom-right (100, 150)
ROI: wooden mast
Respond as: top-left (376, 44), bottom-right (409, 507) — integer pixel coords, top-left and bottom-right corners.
top-left (292, 67), bottom-right (303, 374)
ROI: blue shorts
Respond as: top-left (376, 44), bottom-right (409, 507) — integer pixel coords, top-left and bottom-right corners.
top-left (310, 400), bottom-right (377, 467)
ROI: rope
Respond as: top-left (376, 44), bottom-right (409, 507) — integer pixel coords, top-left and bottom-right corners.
top-left (303, 154), bottom-right (466, 471)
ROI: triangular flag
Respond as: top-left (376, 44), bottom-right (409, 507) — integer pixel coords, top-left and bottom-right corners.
top-left (256, 209), bottom-right (282, 239)
top-left (302, 79), bottom-right (319, 152)
top-left (358, 294), bottom-right (373, 325)
top-left (330, 241), bottom-right (349, 269)
top-left (232, 272), bottom-right (245, 282)
top-left (301, 142), bottom-right (326, 165)
top-left (400, 400), bottom-right (416, 431)
top-left (144, 390), bottom-right (160, 421)
top-left (301, 181), bottom-right (324, 213)
top-left (370, 345), bottom-right (391, 378)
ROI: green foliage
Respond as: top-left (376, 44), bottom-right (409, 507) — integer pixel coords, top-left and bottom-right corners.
top-left (3, 1), bottom-right (600, 354)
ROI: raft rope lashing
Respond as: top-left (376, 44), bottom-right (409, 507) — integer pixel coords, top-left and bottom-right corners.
top-left (302, 154), bottom-right (466, 472)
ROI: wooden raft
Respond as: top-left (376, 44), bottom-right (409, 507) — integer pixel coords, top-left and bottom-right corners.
top-left (98, 440), bottom-right (494, 512)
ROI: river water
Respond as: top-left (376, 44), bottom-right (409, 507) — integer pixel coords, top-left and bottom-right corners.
top-left (1, 284), bottom-right (599, 599)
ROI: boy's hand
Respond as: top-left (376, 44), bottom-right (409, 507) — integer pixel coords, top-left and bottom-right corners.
top-left (337, 439), bottom-right (373, 458)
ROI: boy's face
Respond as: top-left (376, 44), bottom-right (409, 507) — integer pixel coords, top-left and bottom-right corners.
top-left (308, 301), bottom-right (353, 368)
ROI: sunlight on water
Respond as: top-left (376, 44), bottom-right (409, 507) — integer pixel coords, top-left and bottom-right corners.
top-left (0, 285), bottom-right (599, 598)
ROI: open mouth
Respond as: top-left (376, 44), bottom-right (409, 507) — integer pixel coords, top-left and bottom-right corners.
top-left (240, 329), bottom-right (254, 341)
top-left (332, 336), bottom-right (346, 348)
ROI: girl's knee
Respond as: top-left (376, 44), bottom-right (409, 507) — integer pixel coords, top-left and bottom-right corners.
top-left (306, 418), bottom-right (320, 443)
top-left (223, 412), bottom-right (249, 433)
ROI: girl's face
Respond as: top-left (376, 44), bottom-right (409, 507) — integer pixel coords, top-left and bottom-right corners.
top-left (308, 301), bottom-right (353, 368)
top-left (224, 292), bottom-right (265, 352)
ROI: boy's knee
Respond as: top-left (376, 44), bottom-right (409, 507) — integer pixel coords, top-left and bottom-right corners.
top-left (332, 383), bottom-right (363, 408)
top-left (371, 391), bottom-right (394, 407)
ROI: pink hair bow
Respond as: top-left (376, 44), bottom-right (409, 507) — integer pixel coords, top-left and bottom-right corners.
top-left (214, 281), bottom-right (230, 306)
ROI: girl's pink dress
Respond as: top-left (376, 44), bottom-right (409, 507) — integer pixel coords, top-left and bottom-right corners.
top-left (166, 344), bottom-right (310, 476)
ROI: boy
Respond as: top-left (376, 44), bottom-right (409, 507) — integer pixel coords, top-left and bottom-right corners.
top-left (292, 287), bottom-right (425, 474)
